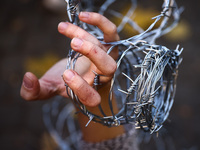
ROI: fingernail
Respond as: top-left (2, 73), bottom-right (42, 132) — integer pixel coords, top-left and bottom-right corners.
top-left (63, 70), bottom-right (75, 82)
top-left (80, 12), bottom-right (90, 18)
top-left (58, 22), bottom-right (68, 32)
top-left (23, 74), bottom-right (33, 89)
top-left (72, 38), bottom-right (83, 48)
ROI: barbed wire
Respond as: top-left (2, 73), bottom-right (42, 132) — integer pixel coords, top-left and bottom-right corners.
top-left (64, 0), bottom-right (183, 133)
top-left (42, 1), bottom-right (184, 149)
top-left (43, 4), bottom-right (183, 149)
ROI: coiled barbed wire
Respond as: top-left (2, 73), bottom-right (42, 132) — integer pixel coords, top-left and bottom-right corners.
top-left (63, 0), bottom-right (183, 133)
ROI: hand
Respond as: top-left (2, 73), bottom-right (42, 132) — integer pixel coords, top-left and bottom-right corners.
top-left (20, 12), bottom-right (119, 107)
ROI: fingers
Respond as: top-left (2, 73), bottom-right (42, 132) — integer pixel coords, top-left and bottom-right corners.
top-left (58, 22), bottom-right (104, 50)
top-left (20, 72), bottom-right (57, 100)
top-left (58, 12), bottom-right (119, 48)
top-left (71, 38), bottom-right (117, 76)
top-left (78, 12), bottom-right (119, 60)
top-left (56, 12), bottom-right (119, 107)
top-left (79, 12), bottom-right (119, 42)
top-left (21, 70), bottom-right (101, 107)
top-left (63, 70), bottom-right (101, 107)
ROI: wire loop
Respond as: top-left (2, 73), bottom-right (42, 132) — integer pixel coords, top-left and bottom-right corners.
top-left (64, 0), bottom-right (183, 133)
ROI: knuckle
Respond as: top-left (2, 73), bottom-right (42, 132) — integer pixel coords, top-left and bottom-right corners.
top-left (87, 44), bottom-right (97, 56)
top-left (67, 25), bottom-right (82, 38)
top-left (109, 24), bottom-right (117, 34)
top-left (110, 61), bottom-right (117, 74)
top-left (76, 83), bottom-right (91, 103)
top-left (99, 14), bottom-right (108, 25)
top-left (76, 27), bottom-right (86, 38)
top-left (95, 13), bottom-right (102, 21)
top-left (21, 92), bottom-right (35, 101)
top-left (104, 61), bottom-right (117, 76)
top-left (76, 82), bottom-right (85, 94)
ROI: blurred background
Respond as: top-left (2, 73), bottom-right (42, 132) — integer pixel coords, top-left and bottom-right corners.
top-left (0, 0), bottom-right (199, 149)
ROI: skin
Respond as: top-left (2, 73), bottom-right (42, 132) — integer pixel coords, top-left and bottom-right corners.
top-left (20, 12), bottom-right (124, 142)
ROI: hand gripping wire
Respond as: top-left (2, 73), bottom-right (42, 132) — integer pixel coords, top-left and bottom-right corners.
top-left (63, 0), bottom-right (183, 133)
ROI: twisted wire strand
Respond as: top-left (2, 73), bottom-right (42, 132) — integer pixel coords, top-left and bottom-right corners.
top-left (63, 0), bottom-right (183, 133)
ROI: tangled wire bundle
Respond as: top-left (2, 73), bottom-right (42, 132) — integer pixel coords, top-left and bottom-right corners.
top-left (64, 0), bottom-right (183, 133)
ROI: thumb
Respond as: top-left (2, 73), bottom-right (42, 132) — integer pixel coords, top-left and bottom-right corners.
top-left (20, 72), bottom-right (56, 100)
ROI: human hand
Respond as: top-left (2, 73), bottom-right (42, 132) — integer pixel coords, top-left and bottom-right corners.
top-left (20, 12), bottom-right (119, 107)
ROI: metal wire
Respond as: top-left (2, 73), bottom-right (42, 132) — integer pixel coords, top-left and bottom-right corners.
top-left (43, 96), bottom-right (81, 150)
top-left (63, 0), bottom-right (183, 133)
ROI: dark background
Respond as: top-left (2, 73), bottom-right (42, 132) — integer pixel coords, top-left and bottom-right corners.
top-left (0, 0), bottom-right (199, 149)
